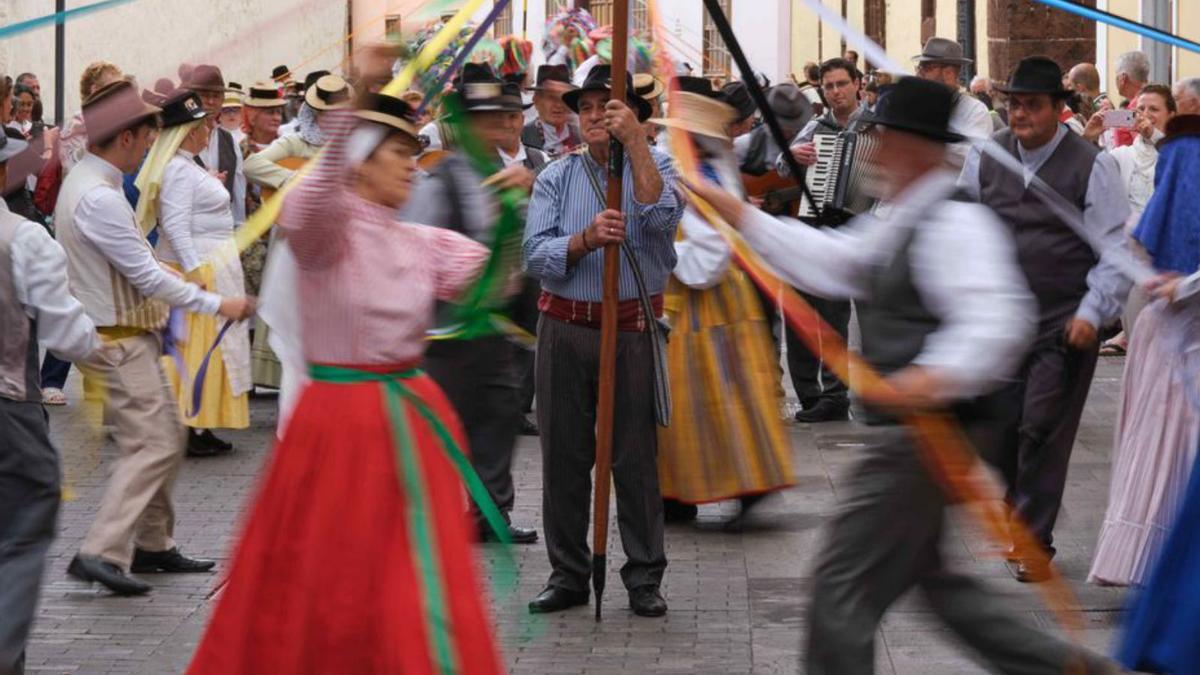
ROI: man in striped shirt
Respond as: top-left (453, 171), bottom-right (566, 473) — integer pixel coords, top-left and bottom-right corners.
top-left (522, 65), bottom-right (683, 618)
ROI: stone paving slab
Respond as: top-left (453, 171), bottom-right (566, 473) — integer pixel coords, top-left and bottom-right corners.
top-left (25, 358), bottom-right (1130, 674)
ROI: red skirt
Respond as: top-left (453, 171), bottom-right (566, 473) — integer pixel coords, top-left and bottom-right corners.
top-left (187, 369), bottom-right (503, 675)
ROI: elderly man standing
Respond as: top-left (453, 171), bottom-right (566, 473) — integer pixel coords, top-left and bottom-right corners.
top-left (1085, 51), bottom-right (1150, 148)
top-left (1174, 77), bottom-right (1200, 115)
top-left (183, 65), bottom-right (247, 227)
top-left (522, 65), bottom-right (582, 158)
top-left (523, 65), bottom-right (682, 617)
top-left (912, 37), bottom-right (993, 164)
top-left (959, 56), bottom-right (1131, 583)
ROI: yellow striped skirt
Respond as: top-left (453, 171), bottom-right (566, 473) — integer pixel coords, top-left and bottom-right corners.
top-left (161, 262), bottom-right (249, 430)
top-left (657, 267), bottom-right (795, 504)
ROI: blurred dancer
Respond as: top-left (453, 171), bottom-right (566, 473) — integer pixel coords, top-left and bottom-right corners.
top-left (187, 52), bottom-right (502, 674)
top-left (403, 63), bottom-right (539, 544)
top-left (0, 130), bottom-right (98, 675)
top-left (653, 78), bottom-right (794, 527)
top-left (57, 81), bottom-right (252, 595)
top-left (959, 57), bottom-right (1132, 582)
top-left (689, 76), bottom-right (1115, 675)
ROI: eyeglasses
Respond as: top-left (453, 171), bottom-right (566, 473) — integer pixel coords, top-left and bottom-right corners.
top-left (1007, 96), bottom-right (1053, 113)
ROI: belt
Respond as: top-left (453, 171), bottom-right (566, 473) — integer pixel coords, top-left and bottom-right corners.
top-left (97, 326), bottom-right (151, 341)
top-left (537, 291), bottom-right (663, 332)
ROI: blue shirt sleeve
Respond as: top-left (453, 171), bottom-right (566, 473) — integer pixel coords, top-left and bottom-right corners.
top-left (523, 159), bottom-right (573, 282)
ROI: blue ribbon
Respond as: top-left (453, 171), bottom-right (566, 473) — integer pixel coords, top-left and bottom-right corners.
top-left (1033, 0), bottom-right (1200, 55)
top-left (0, 0), bottom-right (136, 40)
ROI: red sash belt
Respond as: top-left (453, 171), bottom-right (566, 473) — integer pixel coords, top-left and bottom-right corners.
top-left (537, 291), bottom-right (663, 333)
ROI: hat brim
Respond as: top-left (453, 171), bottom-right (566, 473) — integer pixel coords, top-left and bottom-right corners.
top-left (0, 136), bottom-right (29, 163)
top-left (647, 117), bottom-right (727, 140)
top-left (992, 84), bottom-right (1073, 98)
top-left (527, 80), bottom-right (578, 93)
top-left (562, 86), bottom-right (653, 122)
top-left (306, 88), bottom-right (353, 111)
top-left (356, 110), bottom-right (420, 144)
top-left (186, 84), bottom-right (226, 94)
top-left (912, 55), bottom-right (973, 64)
top-left (244, 97), bottom-right (287, 108)
top-left (637, 81), bottom-right (666, 101)
top-left (857, 112), bottom-right (966, 144)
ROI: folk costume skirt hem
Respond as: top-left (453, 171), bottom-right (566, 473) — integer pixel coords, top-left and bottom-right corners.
top-left (186, 366), bottom-right (502, 675)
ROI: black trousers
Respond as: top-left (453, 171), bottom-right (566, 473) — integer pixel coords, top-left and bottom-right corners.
top-left (806, 426), bottom-right (1105, 674)
top-left (992, 332), bottom-right (1100, 554)
top-left (786, 291), bottom-right (851, 406)
top-left (424, 335), bottom-right (521, 529)
top-left (0, 399), bottom-right (61, 675)
top-left (535, 316), bottom-right (667, 593)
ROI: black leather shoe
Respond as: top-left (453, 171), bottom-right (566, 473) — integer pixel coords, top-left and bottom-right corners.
top-left (519, 415), bottom-right (539, 436)
top-left (68, 554), bottom-right (151, 595)
top-left (628, 585), bottom-right (667, 617)
top-left (663, 498), bottom-right (698, 523)
top-left (198, 429), bottom-right (234, 452)
top-left (528, 586), bottom-right (589, 614)
top-left (794, 398), bottom-right (850, 424)
top-left (131, 547), bottom-right (216, 573)
top-left (480, 524), bottom-right (539, 544)
top-left (186, 431), bottom-right (223, 458)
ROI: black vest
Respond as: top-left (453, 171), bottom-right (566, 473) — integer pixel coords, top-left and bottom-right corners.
top-left (978, 129), bottom-right (1098, 334)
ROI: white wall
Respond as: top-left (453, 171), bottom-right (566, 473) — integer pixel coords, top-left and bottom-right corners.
top-left (0, 0), bottom-right (347, 124)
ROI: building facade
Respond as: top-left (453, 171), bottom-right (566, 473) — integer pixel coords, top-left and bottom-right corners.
top-left (0, 0), bottom-right (348, 123)
top-left (791, 0), bottom-right (1199, 94)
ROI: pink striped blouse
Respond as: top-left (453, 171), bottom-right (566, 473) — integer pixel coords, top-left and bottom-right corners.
top-left (277, 111), bottom-right (489, 365)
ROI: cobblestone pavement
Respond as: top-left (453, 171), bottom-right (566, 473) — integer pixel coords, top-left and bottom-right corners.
top-left (27, 358), bottom-right (1129, 674)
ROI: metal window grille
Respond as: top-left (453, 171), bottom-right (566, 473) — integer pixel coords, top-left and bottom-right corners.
top-left (702, 0), bottom-right (732, 81)
top-left (494, 2), bottom-right (514, 36)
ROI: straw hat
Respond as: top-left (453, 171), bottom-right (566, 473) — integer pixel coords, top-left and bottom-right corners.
top-left (243, 81), bottom-right (287, 108)
top-left (305, 74), bottom-right (353, 111)
top-left (356, 93), bottom-right (420, 143)
top-left (222, 88), bottom-right (244, 109)
top-left (649, 90), bottom-right (736, 140)
top-left (633, 74), bottom-right (665, 101)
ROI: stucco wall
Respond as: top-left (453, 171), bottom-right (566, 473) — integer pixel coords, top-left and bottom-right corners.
top-left (0, 0), bottom-right (347, 124)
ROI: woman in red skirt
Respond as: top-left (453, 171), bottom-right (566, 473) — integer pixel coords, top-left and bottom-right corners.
top-left (187, 60), bottom-right (504, 674)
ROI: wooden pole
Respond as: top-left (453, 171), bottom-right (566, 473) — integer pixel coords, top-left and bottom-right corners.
top-left (592, 0), bottom-right (630, 623)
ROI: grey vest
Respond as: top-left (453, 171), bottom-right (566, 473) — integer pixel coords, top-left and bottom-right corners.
top-left (859, 225), bottom-right (941, 379)
top-left (0, 213), bottom-right (41, 402)
top-left (978, 129), bottom-right (1099, 333)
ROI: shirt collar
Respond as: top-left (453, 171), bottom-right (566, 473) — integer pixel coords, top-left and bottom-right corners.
top-left (1016, 123), bottom-right (1069, 176)
top-left (178, 149), bottom-right (196, 160)
top-left (82, 152), bottom-right (124, 186)
top-left (541, 120), bottom-right (569, 141)
top-left (498, 144), bottom-right (527, 166)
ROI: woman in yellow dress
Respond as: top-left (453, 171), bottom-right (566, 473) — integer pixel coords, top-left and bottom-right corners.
top-left (135, 90), bottom-right (251, 456)
top-left (653, 79), bottom-right (795, 527)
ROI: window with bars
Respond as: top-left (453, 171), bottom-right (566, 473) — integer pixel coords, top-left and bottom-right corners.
top-left (494, 1), bottom-right (513, 36)
top-left (702, 0), bottom-right (732, 81)
top-left (384, 14), bottom-right (402, 37)
top-left (632, 0), bottom-right (649, 37)
top-left (921, 0), bottom-right (936, 46)
top-left (864, 0), bottom-right (886, 53)
top-left (586, 0), bottom-right (613, 28)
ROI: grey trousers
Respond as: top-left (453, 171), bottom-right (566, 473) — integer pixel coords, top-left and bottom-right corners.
top-left (536, 316), bottom-right (667, 593)
top-left (785, 292), bottom-right (850, 406)
top-left (806, 426), bottom-right (1104, 674)
top-left (0, 399), bottom-right (61, 675)
top-left (995, 335), bottom-right (1100, 554)
top-left (424, 335), bottom-right (521, 529)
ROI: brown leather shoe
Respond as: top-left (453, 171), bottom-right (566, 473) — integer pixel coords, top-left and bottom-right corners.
top-left (1005, 558), bottom-right (1052, 583)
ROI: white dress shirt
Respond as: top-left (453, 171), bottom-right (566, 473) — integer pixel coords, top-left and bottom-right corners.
top-left (4, 201), bottom-right (98, 361)
top-left (198, 126), bottom-right (247, 225)
top-left (673, 152), bottom-right (741, 289)
top-left (156, 151), bottom-right (237, 271)
top-left (73, 154), bottom-right (220, 315)
top-left (740, 168), bottom-right (1037, 400)
top-left (947, 92), bottom-right (993, 166)
top-left (958, 123), bottom-right (1132, 329)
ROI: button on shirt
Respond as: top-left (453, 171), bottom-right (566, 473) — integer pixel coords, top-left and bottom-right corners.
top-left (523, 147), bottom-right (683, 302)
top-left (958, 124), bottom-right (1132, 329)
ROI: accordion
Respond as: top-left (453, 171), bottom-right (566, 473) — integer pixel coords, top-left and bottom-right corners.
top-left (797, 129), bottom-right (881, 223)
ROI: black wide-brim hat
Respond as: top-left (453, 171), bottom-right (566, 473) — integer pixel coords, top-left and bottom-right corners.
top-left (994, 55), bottom-right (1073, 98)
top-left (562, 65), bottom-right (653, 122)
top-left (455, 63), bottom-right (524, 112)
top-left (857, 76), bottom-right (965, 144)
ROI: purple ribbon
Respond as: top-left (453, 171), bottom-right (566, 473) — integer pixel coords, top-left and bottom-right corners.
top-left (416, 0), bottom-right (514, 116)
top-left (189, 318), bottom-right (236, 419)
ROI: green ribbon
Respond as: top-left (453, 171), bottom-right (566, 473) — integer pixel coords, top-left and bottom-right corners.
top-left (428, 96), bottom-right (529, 342)
top-left (308, 364), bottom-right (515, 673)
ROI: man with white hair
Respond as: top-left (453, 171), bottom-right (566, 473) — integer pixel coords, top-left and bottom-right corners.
top-left (1103, 51), bottom-right (1151, 148)
top-left (1173, 77), bottom-right (1200, 115)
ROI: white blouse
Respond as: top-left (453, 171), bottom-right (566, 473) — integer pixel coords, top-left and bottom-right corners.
top-left (155, 151), bottom-right (236, 272)
top-left (672, 149), bottom-right (741, 289)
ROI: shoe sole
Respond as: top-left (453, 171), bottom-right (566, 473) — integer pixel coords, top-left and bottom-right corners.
top-left (67, 568), bottom-right (151, 595)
